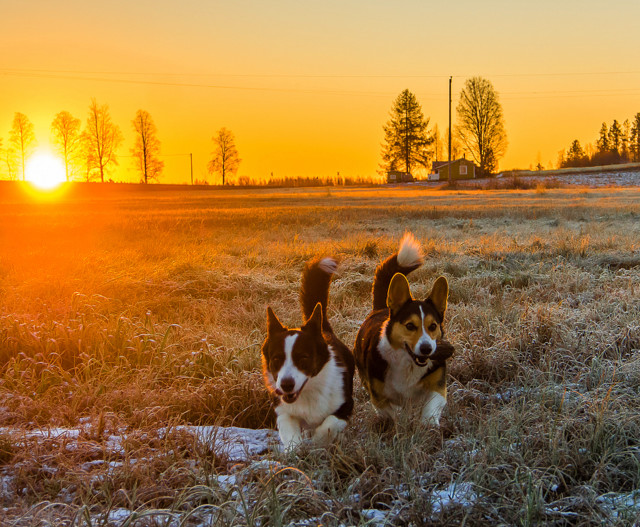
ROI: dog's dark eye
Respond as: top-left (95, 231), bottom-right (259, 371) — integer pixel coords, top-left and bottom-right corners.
top-left (428, 323), bottom-right (438, 332)
top-left (405, 322), bottom-right (417, 331)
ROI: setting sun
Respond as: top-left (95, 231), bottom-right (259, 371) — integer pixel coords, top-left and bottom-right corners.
top-left (25, 152), bottom-right (66, 190)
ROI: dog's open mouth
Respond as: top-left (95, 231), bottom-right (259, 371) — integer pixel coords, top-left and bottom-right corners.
top-left (282, 392), bottom-right (301, 404)
top-left (278, 379), bottom-right (309, 404)
top-left (404, 343), bottom-right (429, 367)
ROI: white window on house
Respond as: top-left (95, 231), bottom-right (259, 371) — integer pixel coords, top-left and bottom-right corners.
top-left (459, 165), bottom-right (467, 175)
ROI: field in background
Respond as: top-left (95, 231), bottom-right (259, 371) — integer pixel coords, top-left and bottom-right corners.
top-left (1, 183), bottom-right (640, 525)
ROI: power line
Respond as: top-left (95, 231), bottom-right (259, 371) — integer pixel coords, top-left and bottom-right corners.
top-left (2, 68), bottom-right (640, 100)
top-left (3, 67), bottom-right (640, 79)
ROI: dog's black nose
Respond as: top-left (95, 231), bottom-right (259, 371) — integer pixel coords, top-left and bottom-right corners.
top-left (280, 377), bottom-right (295, 393)
top-left (418, 342), bottom-right (433, 356)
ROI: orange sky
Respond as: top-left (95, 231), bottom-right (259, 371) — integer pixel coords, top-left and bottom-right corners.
top-left (2, 0), bottom-right (640, 183)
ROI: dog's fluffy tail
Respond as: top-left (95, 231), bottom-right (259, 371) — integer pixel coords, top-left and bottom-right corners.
top-left (300, 257), bottom-right (338, 333)
top-left (372, 232), bottom-right (423, 311)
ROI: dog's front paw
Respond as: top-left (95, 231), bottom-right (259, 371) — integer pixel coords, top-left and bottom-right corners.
top-left (420, 392), bottom-right (446, 426)
top-left (312, 415), bottom-right (347, 445)
top-left (277, 415), bottom-right (304, 451)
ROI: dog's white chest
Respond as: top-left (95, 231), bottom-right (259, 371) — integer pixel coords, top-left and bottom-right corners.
top-left (379, 337), bottom-right (430, 403)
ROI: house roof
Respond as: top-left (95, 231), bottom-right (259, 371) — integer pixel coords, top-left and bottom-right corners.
top-left (432, 158), bottom-right (476, 170)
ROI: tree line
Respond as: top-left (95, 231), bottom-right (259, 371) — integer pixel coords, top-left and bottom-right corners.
top-left (380, 77), bottom-right (508, 178)
top-left (0, 100), bottom-right (240, 184)
top-left (560, 114), bottom-right (640, 168)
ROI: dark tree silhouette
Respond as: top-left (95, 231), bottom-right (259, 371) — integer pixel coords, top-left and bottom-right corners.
top-left (208, 128), bottom-right (241, 185)
top-left (51, 111), bottom-right (82, 181)
top-left (608, 119), bottom-right (622, 155)
top-left (456, 77), bottom-right (507, 176)
top-left (562, 140), bottom-right (588, 167)
top-left (596, 122), bottom-right (609, 153)
top-left (82, 99), bottom-right (122, 182)
top-left (380, 89), bottom-right (433, 176)
top-left (9, 112), bottom-right (36, 181)
top-left (131, 110), bottom-right (164, 183)
top-left (631, 113), bottom-right (640, 162)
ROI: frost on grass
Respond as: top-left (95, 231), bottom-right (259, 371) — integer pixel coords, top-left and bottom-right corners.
top-left (597, 490), bottom-right (640, 520)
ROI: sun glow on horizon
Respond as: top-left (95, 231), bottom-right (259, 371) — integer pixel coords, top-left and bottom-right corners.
top-left (25, 152), bottom-right (66, 190)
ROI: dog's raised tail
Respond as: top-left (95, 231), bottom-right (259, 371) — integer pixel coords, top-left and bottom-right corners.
top-left (300, 257), bottom-right (338, 333)
top-left (372, 232), bottom-right (423, 311)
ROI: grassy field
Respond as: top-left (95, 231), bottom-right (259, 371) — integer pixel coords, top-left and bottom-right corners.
top-left (0, 182), bottom-right (639, 526)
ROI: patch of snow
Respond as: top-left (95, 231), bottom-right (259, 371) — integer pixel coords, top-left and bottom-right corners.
top-left (171, 425), bottom-right (279, 462)
top-left (0, 427), bottom-right (82, 440)
top-left (597, 490), bottom-right (640, 519)
top-left (0, 474), bottom-right (15, 500)
top-left (361, 509), bottom-right (389, 525)
top-left (430, 481), bottom-right (477, 516)
top-left (214, 474), bottom-right (236, 492)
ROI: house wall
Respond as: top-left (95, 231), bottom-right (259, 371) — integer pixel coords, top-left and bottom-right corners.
top-left (437, 160), bottom-right (476, 180)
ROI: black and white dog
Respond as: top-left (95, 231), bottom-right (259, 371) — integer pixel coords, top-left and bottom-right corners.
top-left (261, 258), bottom-right (354, 449)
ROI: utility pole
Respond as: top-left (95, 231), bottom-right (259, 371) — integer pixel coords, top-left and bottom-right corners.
top-left (190, 153), bottom-right (193, 185)
top-left (448, 76), bottom-right (452, 185)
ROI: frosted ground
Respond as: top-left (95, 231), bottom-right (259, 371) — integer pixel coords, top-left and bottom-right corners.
top-left (1, 182), bottom-right (639, 525)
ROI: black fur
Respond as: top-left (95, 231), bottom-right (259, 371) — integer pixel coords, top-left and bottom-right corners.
top-left (301, 259), bottom-right (355, 421)
top-left (372, 254), bottom-right (422, 311)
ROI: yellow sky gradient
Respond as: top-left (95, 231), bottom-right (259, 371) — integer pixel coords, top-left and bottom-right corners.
top-left (2, 0), bottom-right (640, 183)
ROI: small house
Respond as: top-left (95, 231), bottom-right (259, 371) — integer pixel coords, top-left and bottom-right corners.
top-left (431, 158), bottom-right (477, 181)
top-left (387, 170), bottom-right (413, 184)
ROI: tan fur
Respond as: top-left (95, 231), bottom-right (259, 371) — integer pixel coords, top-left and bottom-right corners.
top-left (370, 378), bottom-right (392, 409)
top-left (419, 364), bottom-right (447, 398)
top-left (387, 312), bottom-right (443, 352)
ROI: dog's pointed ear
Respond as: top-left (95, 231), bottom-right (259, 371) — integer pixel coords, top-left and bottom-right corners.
top-left (387, 273), bottom-right (412, 315)
top-left (266, 307), bottom-right (285, 335)
top-left (428, 276), bottom-right (449, 317)
top-left (302, 302), bottom-right (323, 334)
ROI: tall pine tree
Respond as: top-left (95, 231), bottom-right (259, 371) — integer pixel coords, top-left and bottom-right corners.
top-left (630, 113), bottom-right (640, 162)
top-left (380, 89), bottom-right (433, 176)
top-left (597, 122), bottom-right (609, 153)
top-left (608, 119), bottom-right (622, 155)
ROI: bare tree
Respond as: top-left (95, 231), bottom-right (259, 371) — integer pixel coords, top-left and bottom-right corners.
top-left (9, 112), bottom-right (36, 180)
top-left (456, 77), bottom-right (507, 176)
top-left (208, 128), bottom-right (241, 185)
top-left (131, 110), bottom-right (164, 183)
top-left (83, 99), bottom-right (122, 182)
top-left (51, 111), bottom-right (82, 181)
top-left (1, 137), bottom-right (17, 180)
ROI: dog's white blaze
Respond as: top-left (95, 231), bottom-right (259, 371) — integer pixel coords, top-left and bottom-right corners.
top-left (416, 305), bottom-right (437, 356)
top-left (276, 334), bottom-right (308, 393)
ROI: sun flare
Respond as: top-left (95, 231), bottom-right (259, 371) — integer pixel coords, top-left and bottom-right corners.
top-left (26, 152), bottom-right (66, 190)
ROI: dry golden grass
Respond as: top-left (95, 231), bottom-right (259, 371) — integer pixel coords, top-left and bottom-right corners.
top-left (0, 182), bottom-right (639, 525)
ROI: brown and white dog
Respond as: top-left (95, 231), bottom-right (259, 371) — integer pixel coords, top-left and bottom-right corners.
top-left (354, 233), bottom-right (454, 425)
top-left (261, 258), bottom-right (354, 449)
